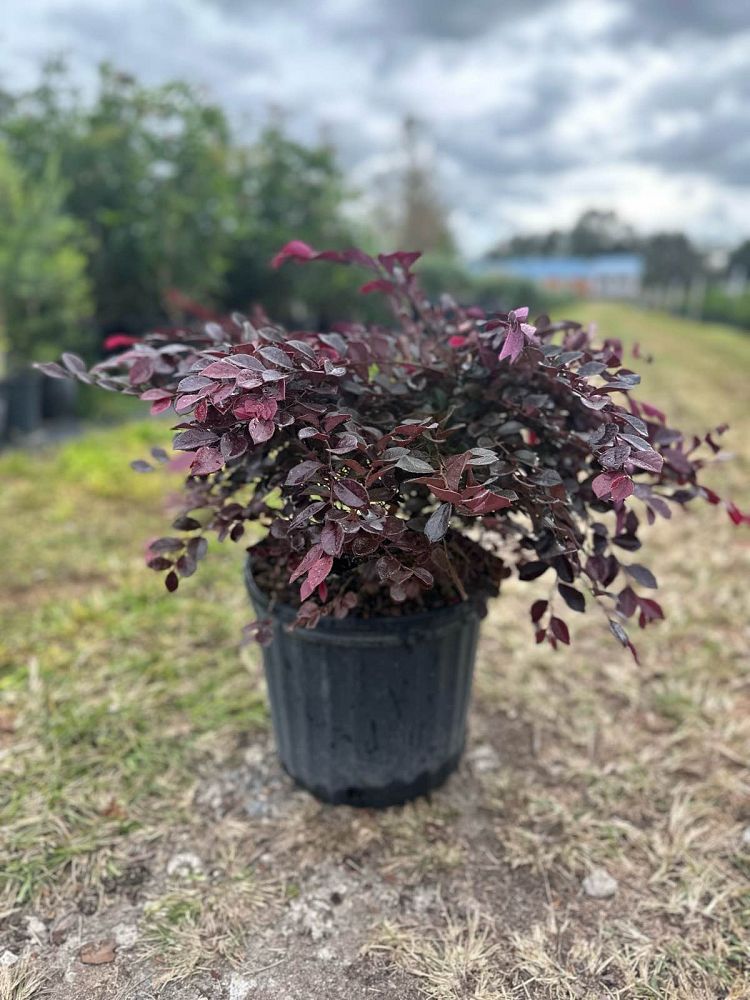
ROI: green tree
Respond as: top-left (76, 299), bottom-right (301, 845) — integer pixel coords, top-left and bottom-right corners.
top-left (728, 239), bottom-right (750, 279)
top-left (642, 233), bottom-right (704, 288)
top-left (223, 124), bottom-right (367, 325)
top-left (568, 209), bottom-right (637, 256)
top-left (0, 145), bottom-right (92, 370)
top-left (0, 62), bottom-right (234, 331)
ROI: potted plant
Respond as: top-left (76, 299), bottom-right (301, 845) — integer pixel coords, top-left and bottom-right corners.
top-left (38, 243), bottom-right (747, 807)
top-left (0, 148), bottom-right (91, 440)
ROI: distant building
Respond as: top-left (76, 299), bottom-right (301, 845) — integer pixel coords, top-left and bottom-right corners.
top-left (474, 253), bottom-right (644, 299)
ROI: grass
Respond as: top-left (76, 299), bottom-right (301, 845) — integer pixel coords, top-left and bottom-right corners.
top-left (0, 302), bottom-right (749, 998)
top-left (0, 421), bottom-right (267, 911)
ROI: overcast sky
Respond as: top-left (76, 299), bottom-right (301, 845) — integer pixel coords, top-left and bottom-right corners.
top-left (2, 0), bottom-right (750, 256)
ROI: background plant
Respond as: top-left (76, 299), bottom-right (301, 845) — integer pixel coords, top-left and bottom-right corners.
top-left (0, 143), bottom-right (91, 370)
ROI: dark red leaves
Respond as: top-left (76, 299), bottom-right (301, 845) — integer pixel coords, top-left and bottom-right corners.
top-left (727, 501), bottom-right (750, 525)
top-left (519, 561), bottom-right (549, 581)
top-left (625, 563), bottom-right (658, 589)
top-left (247, 418), bottom-right (275, 444)
top-left (190, 446), bottom-right (224, 476)
top-left (173, 427), bottom-right (218, 451)
top-left (333, 479), bottom-right (369, 508)
top-left (550, 617), bottom-right (570, 644)
top-left (129, 356), bottom-right (155, 385)
top-left (270, 240), bottom-right (317, 268)
top-left (300, 553), bottom-right (333, 602)
top-left (558, 583), bottom-right (585, 613)
top-left (201, 360), bottom-right (240, 379)
top-left (285, 460), bottom-right (323, 487)
top-left (425, 503), bottom-right (452, 543)
top-left (360, 279), bottom-right (395, 295)
top-left (396, 455), bottom-right (434, 474)
top-left (289, 544), bottom-right (324, 583)
top-left (104, 333), bottom-right (139, 350)
top-left (530, 599), bottom-right (548, 623)
top-left (40, 239), bottom-right (737, 654)
top-left (630, 450), bottom-right (664, 474)
top-left (498, 324), bottom-right (525, 363)
top-left (320, 521), bottom-right (345, 556)
top-left (592, 471), bottom-right (634, 503)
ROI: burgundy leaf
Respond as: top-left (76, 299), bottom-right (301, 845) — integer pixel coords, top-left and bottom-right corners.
top-left (558, 583), bottom-right (585, 613)
top-left (190, 446), bottom-right (224, 476)
top-left (625, 563), bottom-right (658, 589)
top-left (247, 418), bottom-right (275, 444)
top-left (285, 460), bottom-right (323, 487)
top-left (611, 475), bottom-right (634, 503)
top-left (320, 521), bottom-right (345, 556)
top-left (220, 430), bottom-right (248, 461)
top-left (201, 360), bottom-right (241, 379)
top-left (35, 361), bottom-right (70, 379)
top-left (530, 599), bottom-right (548, 623)
top-left (333, 479), bottom-right (369, 508)
top-left (329, 433), bottom-right (359, 455)
top-left (259, 346), bottom-right (293, 369)
top-left (550, 617), bottom-right (570, 644)
top-left (519, 561), bottom-right (549, 581)
top-left (630, 450), bottom-right (664, 474)
top-left (129, 356), bottom-right (155, 385)
top-left (498, 324), bottom-right (525, 363)
top-left (396, 454), bottom-right (434, 474)
top-left (147, 556), bottom-right (173, 571)
top-left (424, 503), bottom-right (452, 543)
top-left (173, 427), bottom-right (219, 451)
top-left (300, 553), bottom-right (334, 601)
top-left (289, 544), bottom-right (324, 583)
top-left (289, 501), bottom-right (327, 532)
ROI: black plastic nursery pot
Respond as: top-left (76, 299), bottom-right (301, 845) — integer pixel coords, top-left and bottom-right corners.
top-left (0, 369), bottom-right (43, 440)
top-left (41, 375), bottom-right (79, 420)
top-left (245, 560), bottom-right (481, 808)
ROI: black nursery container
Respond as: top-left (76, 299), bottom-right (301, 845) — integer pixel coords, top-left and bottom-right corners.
top-left (1, 370), bottom-right (43, 440)
top-left (41, 376), bottom-right (79, 421)
top-left (245, 561), bottom-right (481, 808)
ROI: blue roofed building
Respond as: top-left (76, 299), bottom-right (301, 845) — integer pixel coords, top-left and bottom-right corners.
top-left (474, 253), bottom-right (644, 299)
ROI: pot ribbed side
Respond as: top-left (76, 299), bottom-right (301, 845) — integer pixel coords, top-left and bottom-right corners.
top-left (246, 560), bottom-right (480, 807)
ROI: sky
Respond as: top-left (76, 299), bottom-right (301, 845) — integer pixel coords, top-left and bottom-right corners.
top-left (2, 0), bottom-right (750, 257)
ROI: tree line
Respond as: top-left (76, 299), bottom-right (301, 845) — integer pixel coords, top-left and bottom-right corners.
top-left (0, 61), bottom-right (376, 371)
top-left (487, 209), bottom-right (750, 329)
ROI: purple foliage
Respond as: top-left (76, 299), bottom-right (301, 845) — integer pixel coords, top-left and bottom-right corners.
top-left (39, 240), bottom-right (748, 656)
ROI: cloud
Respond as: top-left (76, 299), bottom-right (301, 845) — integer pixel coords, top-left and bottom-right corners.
top-left (1, 0), bottom-right (749, 255)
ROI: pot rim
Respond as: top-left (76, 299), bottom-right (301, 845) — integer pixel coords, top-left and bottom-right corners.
top-left (244, 556), bottom-right (483, 635)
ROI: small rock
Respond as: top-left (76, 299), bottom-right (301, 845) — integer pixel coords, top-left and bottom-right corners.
top-left (0, 950), bottom-right (19, 967)
top-left (469, 743), bottom-right (500, 774)
top-left (25, 915), bottom-right (47, 944)
top-left (582, 868), bottom-right (618, 899)
top-left (741, 826), bottom-right (750, 848)
top-left (166, 852), bottom-right (204, 878)
top-left (243, 744), bottom-right (266, 768)
top-left (113, 923), bottom-right (138, 950)
top-left (229, 973), bottom-right (255, 1000)
top-left (50, 912), bottom-right (77, 946)
top-left (316, 946), bottom-right (336, 962)
top-left (79, 940), bottom-right (117, 965)
top-left (289, 898), bottom-right (333, 942)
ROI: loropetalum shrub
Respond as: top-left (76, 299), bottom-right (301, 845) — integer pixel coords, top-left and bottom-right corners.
top-left (39, 242), bottom-right (748, 657)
